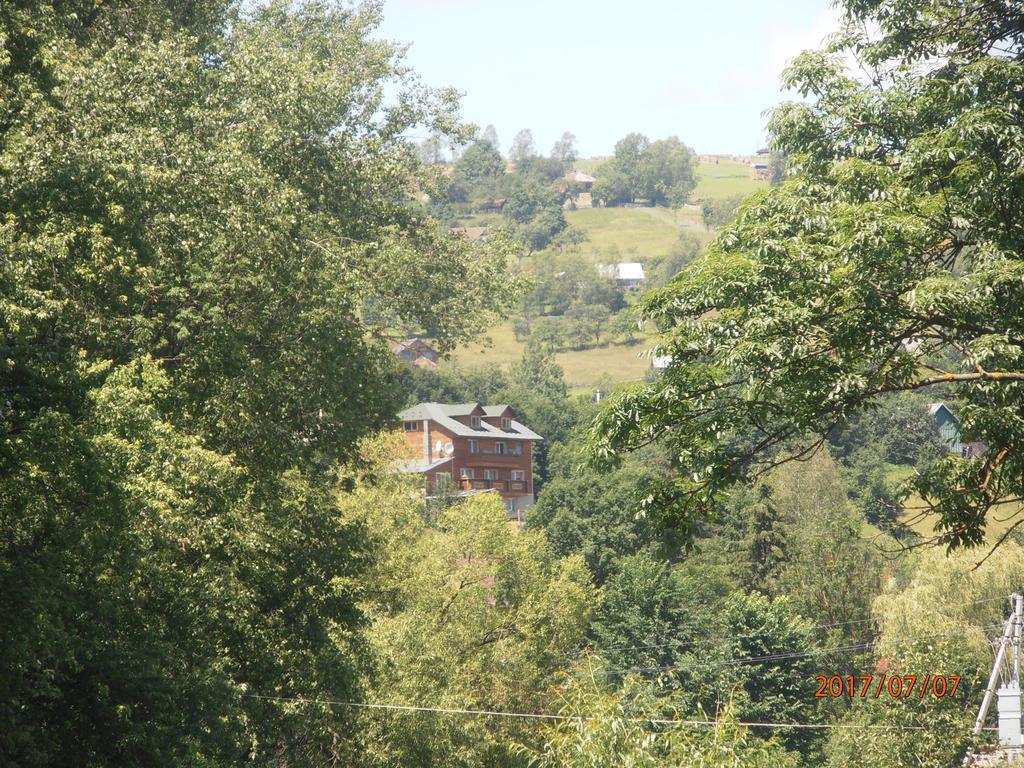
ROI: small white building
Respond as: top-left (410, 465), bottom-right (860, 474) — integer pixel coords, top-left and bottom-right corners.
top-left (600, 262), bottom-right (646, 288)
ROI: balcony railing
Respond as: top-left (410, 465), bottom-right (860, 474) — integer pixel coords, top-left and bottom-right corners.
top-left (460, 479), bottom-right (529, 493)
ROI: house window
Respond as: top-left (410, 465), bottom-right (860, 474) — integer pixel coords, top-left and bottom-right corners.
top-left (468, 439), bottom-right (479, 454)
top-left (471, 415), bottom-right (481, 429)
top-left (501, 417), bottom-right (512, 430)
top-left (403, 421), bottom-right (419, 431)
top-left (511, 470), bottom-right (524, 481)
top-left (483, 469), bottom-right (498, 480)
top-left (505, 498), bottom-right (516, 513)
top-left (460, 468), bottom-right (474, 479)
top-left (435, 472), bottom-right (451, 485)
top-left (494, 442), bottom-right (506, 455)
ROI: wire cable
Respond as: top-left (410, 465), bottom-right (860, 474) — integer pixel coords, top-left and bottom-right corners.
top-left (242, 693), bottom-right (929, 730)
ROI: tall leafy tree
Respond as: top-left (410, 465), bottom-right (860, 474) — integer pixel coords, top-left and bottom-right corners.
top-left (341, 464), bottom-right (594, 768)
top-left (0, 0), bottom-right (516, 763)
top-left (589, 0), bottom-right (1024, 550)
top-left (508, 128), bottom-right (537, 167)
top-left (480, 123), bottom-right (500, 152)
top-left (550, 131), bottom-right (578, 165)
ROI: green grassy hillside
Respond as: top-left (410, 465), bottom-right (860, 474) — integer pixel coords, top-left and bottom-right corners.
top-left (447, 319), bottom-right (656, 388)
top-left (559, 206), bottom-right (708, 264)
top-left (444, 157), bottom-right (768, 388)
top-left (693, 159), bottom-right (767, 200)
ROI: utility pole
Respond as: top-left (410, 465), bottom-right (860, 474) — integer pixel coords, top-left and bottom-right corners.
top-left (996, 593), bottom-right (1022, 748)
top-left (971, 595), bottom-right (1023, 746)
top-left (1015, 593), bottom-right (1022, 688)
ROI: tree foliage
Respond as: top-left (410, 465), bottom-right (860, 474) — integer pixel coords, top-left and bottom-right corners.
top-left (341, 458), bottom-right (594, 768)
top-left (0, 1), bottom-right (517, 763)
top-left (589, 0), bottom-right (1024, 549)
top-left (593, 133), bottom-right (696, 207)
top-left (524, 666), bottom-right (797, 768)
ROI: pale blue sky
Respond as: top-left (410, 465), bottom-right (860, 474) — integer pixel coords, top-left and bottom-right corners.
top-left (375, 0), bottom-right (838, 157)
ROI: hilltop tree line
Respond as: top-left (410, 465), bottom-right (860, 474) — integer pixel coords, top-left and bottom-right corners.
top-left (591, 133), bottom-right (696, 208)
top-left (432, 125), bottom-right (702, 250)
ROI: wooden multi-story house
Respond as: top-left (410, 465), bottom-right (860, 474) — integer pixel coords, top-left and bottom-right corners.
top-left (396, 402), bottom-right (542, 520)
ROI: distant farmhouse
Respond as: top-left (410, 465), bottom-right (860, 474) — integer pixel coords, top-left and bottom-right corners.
top-left (564, 170), bottom-right (595, 189)
top-left (928, 402), bottom-right (986, 458)
top-left (751, 147), bottom-right (770, 180)
top-left (397, 402), bottom-right (542, 521)
top-left (562, 170), bottom-right (596, 209)
top-left (600, 262), bottom-right (646, 288)
top-left (391, 337), bottom-right (440, 369)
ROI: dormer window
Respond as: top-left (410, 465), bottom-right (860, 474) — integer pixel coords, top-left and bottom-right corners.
top-left (501, 417), bottom-right (512, 430)
top-left (471, 416), bottom-right (481, 429)
top-left (403, 421), bottom-right (419, 432)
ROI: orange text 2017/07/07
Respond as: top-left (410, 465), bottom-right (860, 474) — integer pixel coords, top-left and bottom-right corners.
top-left (814, 674), bottom-right (960, 699)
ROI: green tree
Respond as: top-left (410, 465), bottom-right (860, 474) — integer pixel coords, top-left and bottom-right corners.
top-left (480, 123), bottom-right (500, 151)
top-left (0, 1), bottom-right (516, 763)
top-left (746, 484), bottom-right (786, 591)
top-left (591, 552), bottom-right (698, 677)
top-left (418, 133), bottom-right (445, 164)
top-left (651, 233), bottom-right (702, 288)
top-left (610, 310), bottom-right (642, 344)
top-left (550, 131), bottom-right (578, 165)
top-left (715, 593), bottom-right (822, 755)
top-left (449, 139), bottom-right (506, 205)
top-left (589, 0), bottom-right (1024, 549)
top-left (637, 136), bottom-right (696, 207)
top-left (524, 666), bottom-right (797, 768)
top-left (529, 317), bottom-right (566, 352)
top-left (529, 463), bottom-right (659, 584)
top-left (701, 193), bottom-right (745, 229)
top-left (593, 134), bottom-right (695, 207)
top-left (593, 133), bottom-right (648, 205)
top-left (508, 127), bottom-right (537, 168)
top-left (343, 474), bottom-right (595, 768)
top-left (502, 177), bottom-right (567, 250)
top-left (766, 452), bottom-right (884, 641)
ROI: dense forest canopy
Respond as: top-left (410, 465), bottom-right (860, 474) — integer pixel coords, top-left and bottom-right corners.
top-left (0, 0), bottom-right (515, 762)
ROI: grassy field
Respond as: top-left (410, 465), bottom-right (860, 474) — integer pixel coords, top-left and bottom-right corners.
top-left (447, 319), bottom-right (656, 388)
top-left (573, 156), bottom-right (609, 175)
top-left (693, 159), bottom-right (767, 200)
top-left (888, 464), bottom-right (1024, 543)
top-left (559, 206), bottom-right (707, 264)
top-left (443, 157), bottom-right (766, 388)
top-left (570, 158), bottom-right (766, 202)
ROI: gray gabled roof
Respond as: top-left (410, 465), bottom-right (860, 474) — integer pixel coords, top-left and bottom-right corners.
top-left (395, 456), bottom-right (453, 473)
top-left (398, 402), bottom-right (543, 441)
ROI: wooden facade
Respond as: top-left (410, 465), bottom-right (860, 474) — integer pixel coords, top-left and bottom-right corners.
top-left (397, 402), bottom-right (542, 521)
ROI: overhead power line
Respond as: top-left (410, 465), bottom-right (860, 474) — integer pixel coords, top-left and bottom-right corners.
top-left (242, 693), bottom-right (928, 731)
